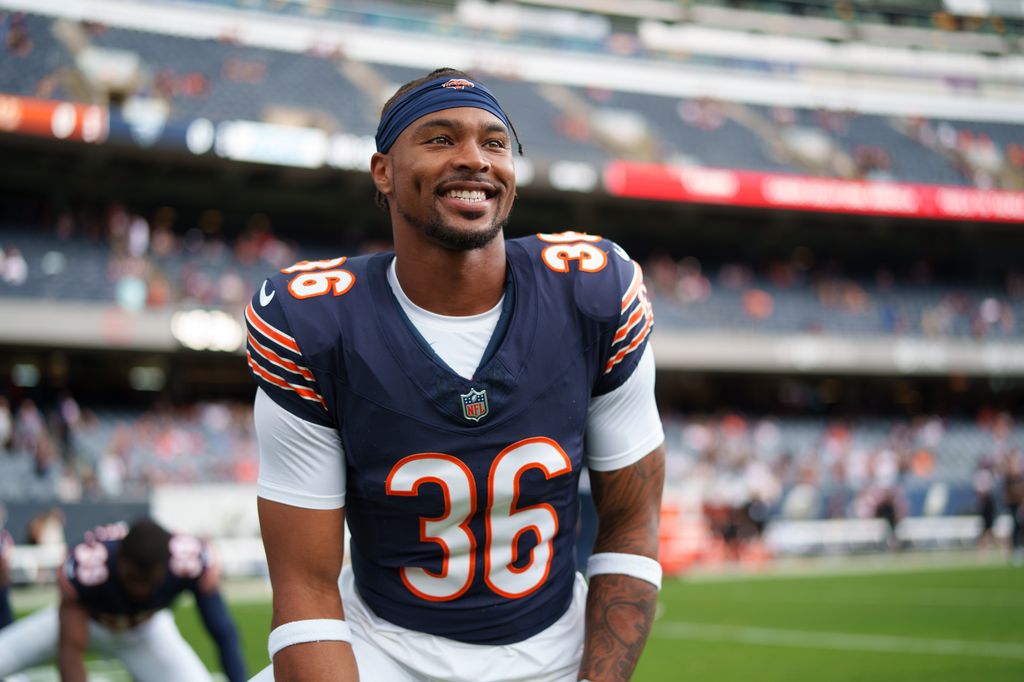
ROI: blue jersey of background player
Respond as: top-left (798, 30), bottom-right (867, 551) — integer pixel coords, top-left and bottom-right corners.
top-left (247, 66), bottom-right (666, 682)
top-left (57, 519), bottom-right (247, 682)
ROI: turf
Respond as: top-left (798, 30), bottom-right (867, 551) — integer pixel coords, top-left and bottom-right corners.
top-left (635, 564), bottom-right (1024, 682)
top-left (19, 561), bottom-right (1024, 680)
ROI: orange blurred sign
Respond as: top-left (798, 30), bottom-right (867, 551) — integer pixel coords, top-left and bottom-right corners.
top-left (0, 95), bottom-right (108, 143)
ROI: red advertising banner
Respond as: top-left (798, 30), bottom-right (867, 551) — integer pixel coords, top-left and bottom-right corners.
top-left (604, 161), bottom-right (1024, 223)
top-left (0, 95), bottom-right (108, 143)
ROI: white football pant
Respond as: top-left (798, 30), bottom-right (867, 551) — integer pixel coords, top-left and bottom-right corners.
top-left (248, 566), bottom-right (586, 682)
top-left (0, 605), bottom-right (211, 681)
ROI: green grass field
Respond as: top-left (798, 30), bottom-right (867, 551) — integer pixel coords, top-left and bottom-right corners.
top-left (14, 556), bottom-right (1024, 681)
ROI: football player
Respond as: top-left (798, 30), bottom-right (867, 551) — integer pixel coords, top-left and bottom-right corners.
top-left (0, 519), bottom-right (247, 682)
top-left (247, 67), bottom-right (665, 681)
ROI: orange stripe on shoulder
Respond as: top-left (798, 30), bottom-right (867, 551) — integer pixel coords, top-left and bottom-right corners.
top-left (604, 314), bottom-right (653, 374)
top-left (247, 352), bottom-right (327, 410)
top-left (245, 303), bottom-right (301, 354)
top-left (247, 331), bottom-right (315, 381)
top-left (620, 261), bottom-right (644, 313)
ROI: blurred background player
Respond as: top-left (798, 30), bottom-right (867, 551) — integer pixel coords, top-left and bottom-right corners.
top-left (0, 518), bottom-right (247, 682)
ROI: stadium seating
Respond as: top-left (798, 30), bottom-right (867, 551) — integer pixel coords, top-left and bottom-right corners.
top-left (3, 12), bottom-right (1022, 187)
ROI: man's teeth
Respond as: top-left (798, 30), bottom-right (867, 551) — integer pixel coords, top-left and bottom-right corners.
top-left (446, 189), bottom-right (487, 202)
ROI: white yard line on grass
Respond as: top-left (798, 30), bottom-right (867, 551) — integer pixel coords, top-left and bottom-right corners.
top-left (654, 621), bottom-right (1024, 660)
top-left (679, 548), bottom-right (1010, 583)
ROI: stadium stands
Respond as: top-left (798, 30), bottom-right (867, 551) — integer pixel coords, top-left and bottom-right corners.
top-left (3, 214), bottom-right (1021, 340)
top-left (3, 11), bottom-right (1022, 187)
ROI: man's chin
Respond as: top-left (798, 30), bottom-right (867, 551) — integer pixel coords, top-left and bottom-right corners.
top-left (425, 216), bottom-right (506, 252)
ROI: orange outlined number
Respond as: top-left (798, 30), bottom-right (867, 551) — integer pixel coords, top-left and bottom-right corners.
top-left (485, 437), bottom-right (572, 598)
top-left (385, 438), bottom-right (572, 602)
top-left (282, 257), bottom-right (355, 299)
top-left (537, 231), bottom-right (607, 273)
top-left (386, 454), bottom-right (477, 602)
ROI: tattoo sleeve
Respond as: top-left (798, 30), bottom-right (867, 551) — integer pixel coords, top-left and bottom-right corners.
top-left (579, 445), bottom-right (665, 682)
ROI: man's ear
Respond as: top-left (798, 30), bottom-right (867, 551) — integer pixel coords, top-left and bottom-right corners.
top-left (370, 152), bottom-right (392, 197)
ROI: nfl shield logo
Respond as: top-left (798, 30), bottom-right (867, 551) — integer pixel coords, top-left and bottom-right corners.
top-left (460, 388), bottom-right (489, 422)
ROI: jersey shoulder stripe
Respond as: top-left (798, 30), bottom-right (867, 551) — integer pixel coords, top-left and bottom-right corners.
top-left (245, 277), bottom-right (333, 426)
top-left (247, 351), bottom-right (327, 409)
top-left (509, 231), bottom-right (654, 391)
top-left (245, 302), bottom-right (300, 355)
top-left (606, 262), bottom-right (653, 374)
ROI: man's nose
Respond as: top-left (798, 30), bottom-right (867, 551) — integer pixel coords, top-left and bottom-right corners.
top-left (452, 140), bottom-right (490, 171)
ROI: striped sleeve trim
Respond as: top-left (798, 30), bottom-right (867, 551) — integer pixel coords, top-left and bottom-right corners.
top-left (245, 303), bottom-right (300, 354)
top-left (604, 267), bottom-right (653, 375)
top-left (620, 260), bottom-right (644, 312)
top-left (246, 330), bottom-right (315, 383)
top-left (247, 350), bottom-right (327, 410)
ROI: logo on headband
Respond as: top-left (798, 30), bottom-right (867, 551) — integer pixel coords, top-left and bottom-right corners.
top-left (442, 78), bottom-right (475, 90)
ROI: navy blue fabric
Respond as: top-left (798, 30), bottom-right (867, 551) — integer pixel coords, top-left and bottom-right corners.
top-left (0, 586), bottom-right (12, 629)
top-left (195, 590), bottom-right (247, 682)
top-left (375, 76), bottom-right (513, 152)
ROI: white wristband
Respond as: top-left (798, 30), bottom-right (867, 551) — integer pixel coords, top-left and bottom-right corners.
top-left (268, 619), bottom-right (352, 658)
top-left (586, 552), bottom-right (662, 590)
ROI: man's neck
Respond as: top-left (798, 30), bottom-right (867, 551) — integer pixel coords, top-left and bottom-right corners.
top-left (392, 237), bottom-right (507, 316)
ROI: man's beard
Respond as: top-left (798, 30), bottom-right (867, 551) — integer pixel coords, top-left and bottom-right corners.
top-left (398, 203), bottom-right (508, 252)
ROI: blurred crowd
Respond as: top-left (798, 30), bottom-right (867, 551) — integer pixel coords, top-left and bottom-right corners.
top-left (659, 409), bottom-right (1023, 557)
top-left (644, 249), bottom-right (1023, 339)
top-left (0, 392), bottom-right (257, 502)
top-left (2, 202), bottom-right (1022, 342)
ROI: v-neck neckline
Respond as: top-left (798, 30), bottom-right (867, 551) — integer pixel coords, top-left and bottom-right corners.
top-left (367, 250), bottom-right (534, 397)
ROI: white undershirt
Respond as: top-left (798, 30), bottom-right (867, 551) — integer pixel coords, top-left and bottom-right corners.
top-left (255, 257), bottom-right (664, 509)
top-left (386, 257), bottom-right (501, 380)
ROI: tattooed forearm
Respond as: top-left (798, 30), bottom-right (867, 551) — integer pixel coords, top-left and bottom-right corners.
top-left (580, 446), bottom-right (665, 681)
top-left (580, 574), bottom-right (658, 681)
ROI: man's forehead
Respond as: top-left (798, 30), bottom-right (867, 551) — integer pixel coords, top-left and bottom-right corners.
top-left (409, 107), bottom-right (509, 134)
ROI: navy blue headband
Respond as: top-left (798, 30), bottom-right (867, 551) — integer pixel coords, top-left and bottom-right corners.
top-left (375, 76), bottom-right (515, 153)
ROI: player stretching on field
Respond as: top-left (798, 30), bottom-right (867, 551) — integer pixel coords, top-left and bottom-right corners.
top-left (247, 67), bottom-right (665, 682)
top-left (0, 519), bottom-right (247, 682)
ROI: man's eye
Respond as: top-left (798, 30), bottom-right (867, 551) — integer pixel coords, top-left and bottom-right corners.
top-left (427, 136), bottom-right (451, 144)
top-left (486, 139), bottom-right (508, 149)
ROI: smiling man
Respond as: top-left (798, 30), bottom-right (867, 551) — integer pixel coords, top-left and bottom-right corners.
top-left (247, 68), bottom-right (665, 682)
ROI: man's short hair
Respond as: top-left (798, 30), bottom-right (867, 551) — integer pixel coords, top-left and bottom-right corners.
top-left (120, 519), bottom-right (171, 575)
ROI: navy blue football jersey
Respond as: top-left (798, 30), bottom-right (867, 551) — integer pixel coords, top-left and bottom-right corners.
top-left (246, 232), bottom-right (653, 644)
top-left (59, 532), bottom-right (214, 630)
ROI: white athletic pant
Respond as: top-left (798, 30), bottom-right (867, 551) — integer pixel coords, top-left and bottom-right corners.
top-left (249, 567), bottom-right (587, 682)
top-left (0, 606), bottom-right (212, 682)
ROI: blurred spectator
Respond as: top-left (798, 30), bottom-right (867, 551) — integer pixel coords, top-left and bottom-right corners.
top-left (12, 399), bottom-right (44, 455)
top-left (26, 507), bottom-right (65, 546)
top-left (5, 12), bottom-right (33, 57)
top-left (973, 455), bottom-right (997, 547)
top-left (1, 247), bottom-right (27, 286)
top-left (0, 397), bottom-right (11, 453)
top-left (1005, 452), bottom-right (1024, 566)
top-left (742, 289), bottom-right (774, 319)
